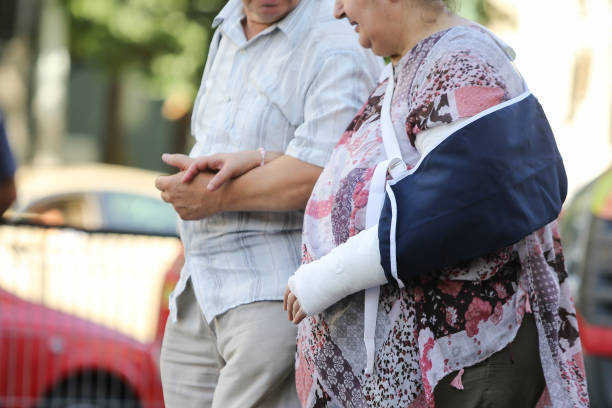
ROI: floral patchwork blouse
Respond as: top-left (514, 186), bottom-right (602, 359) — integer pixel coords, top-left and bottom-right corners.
top-left (296, 25), bottom-right (588, 408)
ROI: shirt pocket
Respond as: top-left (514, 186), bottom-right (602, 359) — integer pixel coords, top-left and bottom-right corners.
top-left (232, 61), bottom-right (302, 152)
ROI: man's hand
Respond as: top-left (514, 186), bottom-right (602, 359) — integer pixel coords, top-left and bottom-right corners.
top-left (157, 152), bottom-right (322, 219)
top-left (283, 286), bottom-right (307, 324)
top-left (182, 150), bottom-right (280, 191)
top-left (155, 169), bottom-right (225, 220)
top-left (161, 153), bottom-right (194, 172)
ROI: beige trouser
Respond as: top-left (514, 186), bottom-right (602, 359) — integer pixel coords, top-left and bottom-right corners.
top-left (160, 281), bottom-right (299, 408)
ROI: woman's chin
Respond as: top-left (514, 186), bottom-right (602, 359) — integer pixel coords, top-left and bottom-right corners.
top-left (358, 37), bottom-right (374, 51)
top-left (367, 43), bottom-right (387, 57)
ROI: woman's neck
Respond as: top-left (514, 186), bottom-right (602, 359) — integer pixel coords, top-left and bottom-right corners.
top-left (390, 10), bottom-right (470, 65)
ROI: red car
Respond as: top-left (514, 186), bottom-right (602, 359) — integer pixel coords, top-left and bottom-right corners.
top-left (0, 286), bottom-right (162, 408)
top-left (0, 250), bottom-right (183, 408)
top-left (0, 165), bottom-right (183, 408)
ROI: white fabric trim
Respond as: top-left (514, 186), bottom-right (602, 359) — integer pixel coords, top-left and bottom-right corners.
top-left (364, 285), bottom-right (380, 373)
top-left (385, 182), bottom-right (405, 289)
top-left (366, 159), bottom-right (392, 229)
top-left (287, 225), bottom-right (386, 316)
top-left (380, 68), bottom-right (403, 161)
top-left (362, 158), bottom-right (393, 374)
top-left (377, 63), bottom-right (392, 83)
top-left (361, 63), bottom-right (407, 374)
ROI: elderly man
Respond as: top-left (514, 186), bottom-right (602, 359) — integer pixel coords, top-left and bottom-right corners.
top-left (154, 0), bottom-right (382, 406)
top-left (0, 113), bottom-right (16, 217)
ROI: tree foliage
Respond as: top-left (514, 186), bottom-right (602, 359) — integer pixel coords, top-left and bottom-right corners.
top-left (60, 0), bottom-right (226, 101)
top-left (60, 0), bottom-right (492, 102)
top-left (457, 0), bottom-right (489, 24)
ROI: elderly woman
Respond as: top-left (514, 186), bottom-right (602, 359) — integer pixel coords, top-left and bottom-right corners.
top-left (282, 0), bottom-right (589, 407)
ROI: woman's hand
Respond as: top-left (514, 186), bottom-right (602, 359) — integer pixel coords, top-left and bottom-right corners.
top-left (174, 151), bottom-right (264, 191)
top-left (283, 286), bottom-right (307, 324)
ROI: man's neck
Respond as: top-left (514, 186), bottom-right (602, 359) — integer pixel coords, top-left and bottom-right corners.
top-left (242, 18), bottom-right (271, 41)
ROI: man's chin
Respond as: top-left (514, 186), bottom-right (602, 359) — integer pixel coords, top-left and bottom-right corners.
top-left (257, 7), bottom-right (292, 23)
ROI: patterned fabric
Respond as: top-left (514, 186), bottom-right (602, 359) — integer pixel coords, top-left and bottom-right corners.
top-left (171, 0), bottom-right (383, 322)
top-left (298, 26), bottom-right (588, 407)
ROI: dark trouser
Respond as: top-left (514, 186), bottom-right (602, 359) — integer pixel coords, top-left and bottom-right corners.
top-left (434, 313), bottom-right (546, 408)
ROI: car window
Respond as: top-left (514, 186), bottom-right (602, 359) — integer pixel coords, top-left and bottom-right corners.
top-left (100, 192), bottom-right (178, 236)
top-left (24, 194), bottom-right (98, 229)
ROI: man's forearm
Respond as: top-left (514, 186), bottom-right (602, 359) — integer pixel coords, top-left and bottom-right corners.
top-left (220, 154), bottom-right (322, 212)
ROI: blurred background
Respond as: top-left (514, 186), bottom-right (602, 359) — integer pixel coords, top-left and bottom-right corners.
top-left (0, 0), bottom-right (611, 407)
top-left (0, 0), bottom-right (227, 170)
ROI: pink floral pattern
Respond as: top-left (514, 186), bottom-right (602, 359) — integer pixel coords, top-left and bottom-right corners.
top-left (297, 26), bottom-right (588, 407)
top-left (464, 298), bottom-right (493, 337)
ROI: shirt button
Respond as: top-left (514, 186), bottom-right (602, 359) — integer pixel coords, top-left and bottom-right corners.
top-left (225, 97), bottom-right (231, 103)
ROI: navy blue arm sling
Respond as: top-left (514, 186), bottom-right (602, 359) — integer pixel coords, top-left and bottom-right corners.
top-left (377, 90), bottom-right (567, 287)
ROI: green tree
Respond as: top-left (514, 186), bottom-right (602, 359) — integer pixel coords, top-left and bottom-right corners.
top-left (457, 0), bottom-right (488, 23)
top-left (60, 0), bottom-right (225, 164)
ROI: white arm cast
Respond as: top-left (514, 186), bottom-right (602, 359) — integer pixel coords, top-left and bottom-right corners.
top-left (288, 224), bottom-right (387, 315)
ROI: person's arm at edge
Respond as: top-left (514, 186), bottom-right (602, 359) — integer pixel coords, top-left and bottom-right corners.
top-left (0, 113), bottom-right (16, 217)
top-left (0, 178), bottom-right (16, 216)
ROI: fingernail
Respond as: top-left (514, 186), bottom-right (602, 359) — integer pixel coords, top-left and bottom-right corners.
top-left (162, 153), bottom-right (168, 159)
top-left (207, 182), bottom-right (215, 191)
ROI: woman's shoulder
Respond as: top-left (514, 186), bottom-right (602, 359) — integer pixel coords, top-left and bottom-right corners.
top-left (409, 25), bottom-right (524, 98)
top-left (400, 25), bottom-right (525, 144)
top-left (433, 25), bottom-right (513, 63)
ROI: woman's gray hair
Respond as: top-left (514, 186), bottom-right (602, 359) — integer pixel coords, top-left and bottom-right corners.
top-left (419, 0), bottom-right (458, 12)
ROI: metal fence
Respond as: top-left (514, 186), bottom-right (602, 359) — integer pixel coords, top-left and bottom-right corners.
top-left (0, 223), bottom-right (181, 408)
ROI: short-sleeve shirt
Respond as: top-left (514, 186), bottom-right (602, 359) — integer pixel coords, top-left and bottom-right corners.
top-left (0, 113), bottom-right (16, 181)
top-left (169, 0), bottom-right (383, 322)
